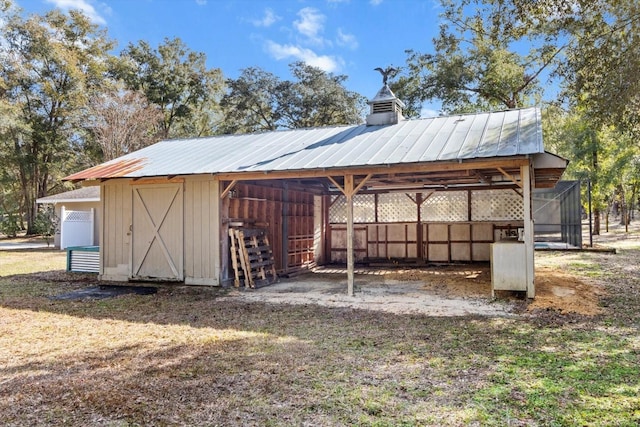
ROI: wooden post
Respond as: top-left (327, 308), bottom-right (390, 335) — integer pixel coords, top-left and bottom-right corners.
top-left (345, 174), bottom-right (355, 297)
top-left (416, 193), bottom-right (423, 260)
top-left (521, 165), bottom-right (535, 298)
top-left (282, 182), bottom-right (289, 273)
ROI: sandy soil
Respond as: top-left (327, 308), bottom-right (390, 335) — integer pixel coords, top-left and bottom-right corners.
top-left (222, 221), bottom-right (637, 317)
top-left (221, 264), bottom-right (604, 317)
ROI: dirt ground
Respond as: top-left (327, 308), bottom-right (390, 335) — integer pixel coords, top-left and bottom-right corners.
top-left (221, 263), bottom-right (605, 317)
top-left (223, 221), bottom-right (637, 317)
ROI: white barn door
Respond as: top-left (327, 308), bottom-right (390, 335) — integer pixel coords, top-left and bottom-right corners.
top-left (131, 183), bottom-right (184, 281)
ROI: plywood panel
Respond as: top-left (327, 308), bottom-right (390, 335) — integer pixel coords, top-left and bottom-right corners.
top-left (450, 223), bottom-right (470, 240)
top-left (451, 242), bottom-right (471, 261)
top-left (387, 223), bottom-right (406, 240)
top-left (428, 223), bottom-right (448, 241)
top-left (428, 243), bottom-right (449, 261)
top-left (387, 243), bottom-right (406, 258)
top-left (472, 223), bottom-right (494, 241)
top-left (407, 245), bottom-right (417, 258)
top-left (472, 242), bottom-right (491, 261)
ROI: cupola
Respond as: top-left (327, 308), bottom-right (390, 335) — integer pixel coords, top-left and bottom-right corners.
top-left (366, 66), bottom-right (405, 126)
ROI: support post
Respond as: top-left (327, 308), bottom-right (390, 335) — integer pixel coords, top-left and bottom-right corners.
top-left (521, 165), bottom-right (535, 298)
top-left (345, 174), bottom-right (355, 297)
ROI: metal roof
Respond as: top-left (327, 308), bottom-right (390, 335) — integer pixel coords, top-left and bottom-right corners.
top-left (65, 107), bottom-right (546, 181)
top-left (36, 186), bottom-right (100, 203)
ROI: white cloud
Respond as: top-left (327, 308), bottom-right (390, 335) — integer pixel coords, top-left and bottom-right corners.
top-left (420, 107), bottom-right (440, 118)
top-left (370, 0), bottom-right (383, 5)
top-left (251, 8), bottom-right (280, 27)
top-left (195, 0), bottom-right (207, 5)
top-left (45, 0), bottom-right (107, 25)
top-left (265, 40), bottom-right (339, 72)
top-left (294, 7), bottom-right (326, 45)
top-left (336, 28), bottom-right (358, 50)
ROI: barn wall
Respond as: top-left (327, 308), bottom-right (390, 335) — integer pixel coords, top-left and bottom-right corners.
top-left (329, 221), bottom-right (523, 263)
top-left (222, 182), bottom-right (315, 280)
top-left (100, 180), bottom-right (132, 280)
top-left (184, 177), bottom-right (220, 285)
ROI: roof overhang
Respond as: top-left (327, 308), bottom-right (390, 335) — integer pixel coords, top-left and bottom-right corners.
top-left (532, 152), bottom-right (569, 189)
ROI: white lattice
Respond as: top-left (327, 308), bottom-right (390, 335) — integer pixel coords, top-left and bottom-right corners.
top-left (64, 210), bottom-right (92, 222)
top-left (377, 193), bottom-right (417, 222)
top-left (329, 194), bottom-right (375, 223)
top-left (471, 190), bottom-right (523, 220)
top-left (421, 191), bottom-right (468, 222)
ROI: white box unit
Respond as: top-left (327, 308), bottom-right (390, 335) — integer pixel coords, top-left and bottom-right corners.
top-left (491, 241), bottom-right (527, 296)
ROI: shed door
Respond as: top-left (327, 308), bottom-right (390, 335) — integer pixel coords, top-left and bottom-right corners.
top-left (131, 183), bottom-right (184, 281)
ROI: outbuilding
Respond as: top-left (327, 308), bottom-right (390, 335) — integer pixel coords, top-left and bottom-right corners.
top-left (65, 85), bottom-right (567, 297)
top-left (36, 186), bottom-right (100, 249)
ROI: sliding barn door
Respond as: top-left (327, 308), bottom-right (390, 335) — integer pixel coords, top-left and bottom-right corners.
top-left (131, 183), bottom-right (184, 281)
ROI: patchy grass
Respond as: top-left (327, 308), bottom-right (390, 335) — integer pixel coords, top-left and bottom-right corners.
top-left (0, 248), bottom-right (65, 276)
top-left (1, 250), bottom-right (640, 426)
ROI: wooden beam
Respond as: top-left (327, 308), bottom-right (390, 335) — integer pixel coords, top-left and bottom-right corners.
top-left (497, 167), bottom-right (522, 188)
top-left (214, 158), bottom-right (531, 181)
top-left (327, 176), bottom-right (345, 194)
top-left (129, 177), bottom-right (184, 185)
top-left (220, 179), bottom-right (238, 199)
top-left (353, 173), bottom-right (373, 195)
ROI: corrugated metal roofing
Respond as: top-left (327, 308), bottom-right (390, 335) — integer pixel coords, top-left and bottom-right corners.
top-left (65, 107), bottom-right (544, 181)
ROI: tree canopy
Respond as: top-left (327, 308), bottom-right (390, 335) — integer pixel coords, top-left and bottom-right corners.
top-left (114, 37), bottom-right (225, 139)
top-left (0, 6), bottom-right (113, 232)
top-left (220, 62), bottom-right (366, 134)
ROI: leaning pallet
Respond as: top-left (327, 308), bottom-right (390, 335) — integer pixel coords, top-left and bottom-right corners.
top-left (229, 227), bottom-right (277, 288)
top-left (228, 228), bottom-right (245, 287)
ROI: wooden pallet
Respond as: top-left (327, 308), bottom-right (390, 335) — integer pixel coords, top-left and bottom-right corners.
top-left (229, 227), bottom-right (277, 288)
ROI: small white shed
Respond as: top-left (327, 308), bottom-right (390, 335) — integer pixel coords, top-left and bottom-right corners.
top-left (36, 187), bottom-right (100, 249)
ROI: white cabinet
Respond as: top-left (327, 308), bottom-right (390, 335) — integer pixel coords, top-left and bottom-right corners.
top-left (491, 241), bottom-right (527, 296)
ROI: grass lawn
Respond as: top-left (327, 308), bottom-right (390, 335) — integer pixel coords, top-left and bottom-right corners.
top-left (1, 247), bottom-right (639, 426)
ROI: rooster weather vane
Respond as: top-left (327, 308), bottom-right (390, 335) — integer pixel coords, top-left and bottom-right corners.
top-left (374, 66), bottom-right (399, 86)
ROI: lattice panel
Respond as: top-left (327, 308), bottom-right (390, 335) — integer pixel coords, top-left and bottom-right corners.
top-left (421, 191), bottom-right (468, 222)
top-left (63, 210), bottom-right (92, 222)
top-left (377, 193), bottom-right (417, 222)
top-left (471, 190), bottom-right (523, 220)
top-left (329, 194), bottom-right (375, 223)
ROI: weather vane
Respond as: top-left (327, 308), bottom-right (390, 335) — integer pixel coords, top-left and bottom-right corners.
top-left (374, 66), bottom-right (399, 86)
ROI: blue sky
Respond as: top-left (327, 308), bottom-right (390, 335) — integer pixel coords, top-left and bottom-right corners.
top-left (15, 0), bottom-right (443, 116)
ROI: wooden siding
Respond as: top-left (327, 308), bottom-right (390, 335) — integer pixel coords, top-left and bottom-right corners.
top-left (100, 181), bottom-right (132, 280)
top-left (223, 182), bottom-right (315, 277)
top-left (184, 177), bottom-right (220, 285)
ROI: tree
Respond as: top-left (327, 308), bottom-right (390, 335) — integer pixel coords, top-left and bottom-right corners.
top-left (557, 0), bottom-right (640, 136)
top-left (543, 106), bottom-right (640, 234)
top-left (218, 67), bottom-right (281, 134)
top-left (85, 84), bottom-right (163, 161)
top-left (116, 37), bottom-right (224, 139)
top-left (220, 62), bottom-right (366, 134)
top-left (395, 0), bottom-right (561, 116)
top-left (279, 62), bottom-right (365, 129)
top-left (0, 7), bottom-right (114, 233)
